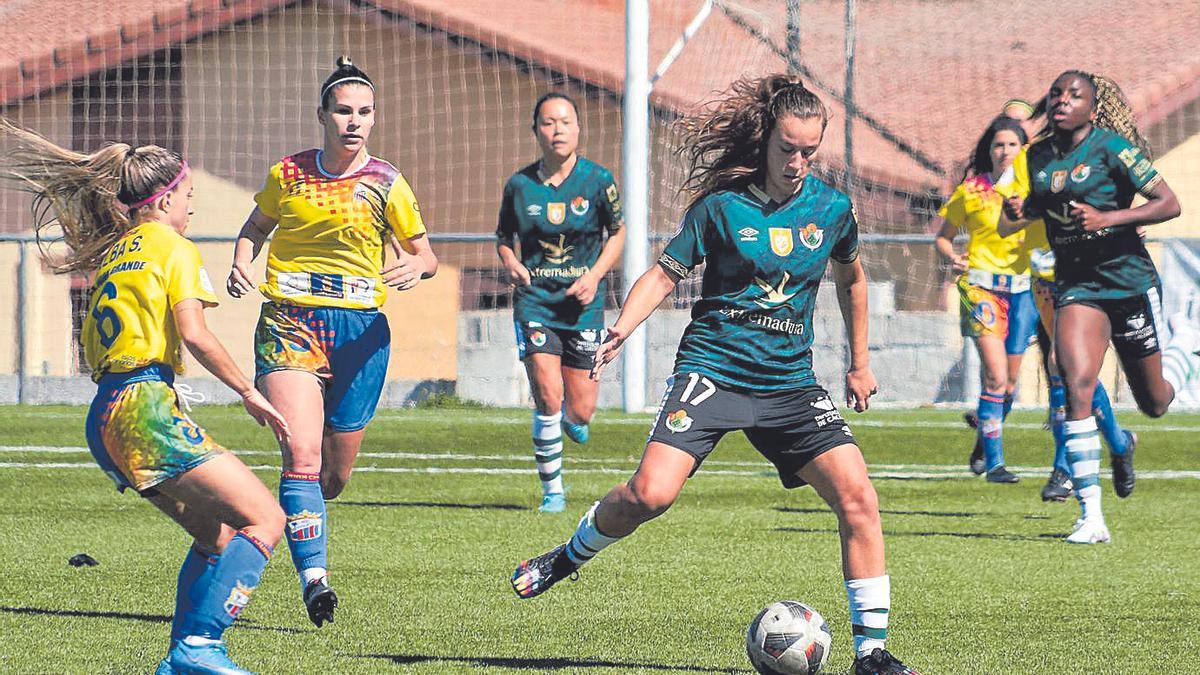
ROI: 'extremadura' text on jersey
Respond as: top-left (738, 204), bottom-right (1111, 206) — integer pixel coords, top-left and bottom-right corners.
top-left (83, 221), bottom-right (219, 381)
top-left (496, 157), bottom-right (622, 330)
top-left (659, 179), bottom-right (859, 391)
top-left (1023, 128), bottom-right (1162, 300)
top-left (255, 149), bottom-right (427, 309)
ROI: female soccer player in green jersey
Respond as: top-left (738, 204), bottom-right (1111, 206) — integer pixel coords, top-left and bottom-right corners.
top-left (1, 122), bottom-right (290, 674)
top-left (1001, 71), bottom-right (1196, 544)
top-left (510, 75), bottom-right (918, 675)
top-left (496, 92), bottom-right (625, 513)
top-left (227, 57), bottom-right (437, 625)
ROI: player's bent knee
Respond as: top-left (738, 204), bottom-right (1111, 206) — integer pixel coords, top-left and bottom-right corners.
top-left (320, 471), bottom-right (351, 500)
top-left (832, 481), bottom-right (880, 529)
top-left (627, 481), bottom-right (678, 519)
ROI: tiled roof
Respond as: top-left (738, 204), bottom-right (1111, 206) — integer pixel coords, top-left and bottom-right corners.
top-left (3, 0), bottom-right (1198, 193)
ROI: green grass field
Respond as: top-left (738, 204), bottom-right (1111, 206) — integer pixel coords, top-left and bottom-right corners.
top-left (1, 404), bottom-right (1198, 674)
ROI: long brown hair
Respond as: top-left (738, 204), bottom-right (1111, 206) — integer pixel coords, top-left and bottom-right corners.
top-left (676, 74), bottom-right (830, 206)
top-left (0, 119), bottom-right (185, 273)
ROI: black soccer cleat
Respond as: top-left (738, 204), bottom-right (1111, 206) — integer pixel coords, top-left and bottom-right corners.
top-left (303, 578), bottom-right (338, 627)
top-left (1041, 468), bottom-right (1074, 502)
top-left (853, 648), bottom-right (920, 675)
top-left (986, 465), bottom-right (1019, 484)
top-left (511, 544), bottom-right (578, 599)
top-left (1111, 430), bottom-right (1137, 499)
top-left (968, 440), bottom-right (985, 476)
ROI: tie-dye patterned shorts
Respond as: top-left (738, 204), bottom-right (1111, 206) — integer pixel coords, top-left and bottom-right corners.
top-left (253, 302), bottom-right (390, 431)
top-left (85, 364), bottom-right (225, 494)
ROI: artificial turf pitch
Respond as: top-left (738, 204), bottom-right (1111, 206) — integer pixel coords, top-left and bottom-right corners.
top-left (0, 404), bottom-right (1197, 673)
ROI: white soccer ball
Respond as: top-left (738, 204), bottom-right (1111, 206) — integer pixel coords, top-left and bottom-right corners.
top-left (745, 600), bottom-right (833, 675)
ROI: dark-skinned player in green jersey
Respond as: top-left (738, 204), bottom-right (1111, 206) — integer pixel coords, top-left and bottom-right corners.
top-left (510, 75), bottom-right (918, 675)
top-left (1001, 71), bottom-right (1198, 544)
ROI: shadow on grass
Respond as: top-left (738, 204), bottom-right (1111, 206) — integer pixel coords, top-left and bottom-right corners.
top-left (776, 507), bottom-right (985, 518)
top-left (0, 606), bottom-right (303, 634)
top-left (775, 526), bottom-right (1059, 543)
top-left (357, 653), bottom-right (753, 673)
top-left (337, 500), bottom-right (525, 511)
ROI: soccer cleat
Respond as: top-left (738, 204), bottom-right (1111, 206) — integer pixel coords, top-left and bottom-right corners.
top-left (538, 492), bottom-right (566, 513)
top-left (303, 578), bottom-right (338, 628)
top-left (154, 656), bottom-right (176, 675)
top-left (168, 640), bottom-right (253, 675)
top-left (1111, 431), bottom-right (1137, 499)
top-left (511, 544), bottom-right (578, 599)
top-left (985, 466), bottom-right (1019, 484)
top-left (1065, 518), bottom-right (1111, 545)
top-left (562, 419), bottom-right (590, 444)
top-left (853, 648), bottom-right (920, 674)
top-left (1040, 468), bottom-right (1074, 502)
top-left (963, 411), bottom-right (979, 429)
top-left (968, 441), bottom-right (985, 475)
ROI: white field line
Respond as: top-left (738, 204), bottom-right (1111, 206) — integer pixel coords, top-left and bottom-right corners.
top-left (1, 447), bottom-right (1198, 480)
top-left (4, 409), bottom-right (1200, 433)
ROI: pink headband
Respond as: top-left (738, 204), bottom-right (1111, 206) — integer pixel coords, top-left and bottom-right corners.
top-left (124, 161), bottom-right (189, 209)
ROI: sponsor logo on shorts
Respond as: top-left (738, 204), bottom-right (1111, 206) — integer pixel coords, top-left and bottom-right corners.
top-left (812, 399), bottom-right (843, 428)
top-left (286, 510), bottom-right (323, 542)
top-left (579, 329), bottom-right (598, 343)
top-left (799, 223), bottom-right (824, 250)
top-left (223, 581), bottom-right (256, 618)
top-left (1070, 163), bottom-right (1091, 183)
top-left (665, 409), bottom-right (693, 433)
top-left (526, 204), bottom-right (543, 216)
top-left (570, 196), bottom-right (590, 216)
top-left (530, 331), bottom-right (548, 347)
top-left (738, 227), bottom-right (759, 241)
top-left (1120, 312), bottom-right (1155, 346)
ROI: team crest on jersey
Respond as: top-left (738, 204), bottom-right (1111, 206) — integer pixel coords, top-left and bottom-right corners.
top-left (769, 227), bottom-right (794, 256)
top-left (223, 581), bottom-right (256, 618)
top-left (286, 510), bottom-right (323, 541)
top-left (738, 227), bottom-right (759, 241)
top-left (1050, 170), bottom-right (1068, 193)
top-left (530, 330), bottom-right (548, 347)
top-left (570, 196), bottom-right (590, 216)
top-left (665, 409), bottom-right (693, 433)
top-left (799, 223), bottom-right (824, 250)
top-left (1070, 163), bottom-right (1091, 183)
top-left (526, 204), bottom-right (543, 216)
top-left (547, 202), bottom-right (566, 224)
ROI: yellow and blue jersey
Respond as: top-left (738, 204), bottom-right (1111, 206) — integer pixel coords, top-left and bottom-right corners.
top-left (938, 168), bottom-right (1028, 278)
top-left (254, 149), bottom-right (426, 309)
top-left (82, 221), bottom-right (218, 381)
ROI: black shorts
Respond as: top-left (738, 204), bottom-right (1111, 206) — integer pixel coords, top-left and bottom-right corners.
top-left (647, 372), bottom-right (858, 488)
top-left (514, 321), bottom-right (603, 370)
top-left (1058, 287), bottom-right (1164, 360)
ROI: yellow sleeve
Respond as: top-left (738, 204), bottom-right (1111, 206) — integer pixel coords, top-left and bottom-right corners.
top-left (253, 162), bottom-right (284, 220)
top-left (937, 184), bottom-right (968, 228)
top-left (385, 173), bottom-right (427, 240)
top-left (165, 240), bottom-right (219, 309)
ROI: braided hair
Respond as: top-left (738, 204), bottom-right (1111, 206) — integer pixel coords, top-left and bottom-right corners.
top-left (1057, 70), bottom-right (1153, 160)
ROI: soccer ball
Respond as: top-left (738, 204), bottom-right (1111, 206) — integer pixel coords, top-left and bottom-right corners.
top-left (745, 600), bottom-right (832, 675)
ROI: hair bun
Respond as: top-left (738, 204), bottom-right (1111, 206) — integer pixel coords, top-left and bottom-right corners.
top-left (336, 55), bottom-right (353, 68)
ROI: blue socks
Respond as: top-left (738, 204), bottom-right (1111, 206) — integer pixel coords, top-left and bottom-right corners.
top-left (977, 392), bottom-right (1006, 471)
top-left (1091, 383), bottom-right (1128, 455)
top-left (171, 546), bottom-right (219, 642)
top-left (1048, 376), bottom-right (1069, 474)
top-left (280, 472), bottom-right (327, 580)
top-left (179, 532), bottom-right (272, 640)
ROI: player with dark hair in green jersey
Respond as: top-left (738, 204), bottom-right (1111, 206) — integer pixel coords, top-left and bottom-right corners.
top-left (496, 92), bottom-right (625, 513)
top-left (510, 75), bottom-right (918, 675)
top-left (1001, 70), bottom-right (1196, 544)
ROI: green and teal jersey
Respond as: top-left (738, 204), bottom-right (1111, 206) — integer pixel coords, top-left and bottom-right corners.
top-left (1024, 127), bottom-right (1163, 301)
top-left (496, 156), bottom-right (623, 330)
top-left (659, 179), bottom-right (859, 391)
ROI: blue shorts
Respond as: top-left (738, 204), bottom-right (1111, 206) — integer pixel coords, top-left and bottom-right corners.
top-left (254, 302), bottom-right (390, 432)
top-left (85, 364), bottom-right (225, 494)
top-left (1004, 290), bottom-right (1038, 356)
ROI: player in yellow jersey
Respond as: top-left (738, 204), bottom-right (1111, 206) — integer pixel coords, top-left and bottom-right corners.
top-left (226, 57), bottom-right (438, 627)
top-left (0, 122), bottom-right (289, 675)
top-left (934, 116), bottom-right (1038, 484)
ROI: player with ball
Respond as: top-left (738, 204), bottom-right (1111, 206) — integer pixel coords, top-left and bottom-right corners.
top-left (510, 74), bottom-right (918, 675)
